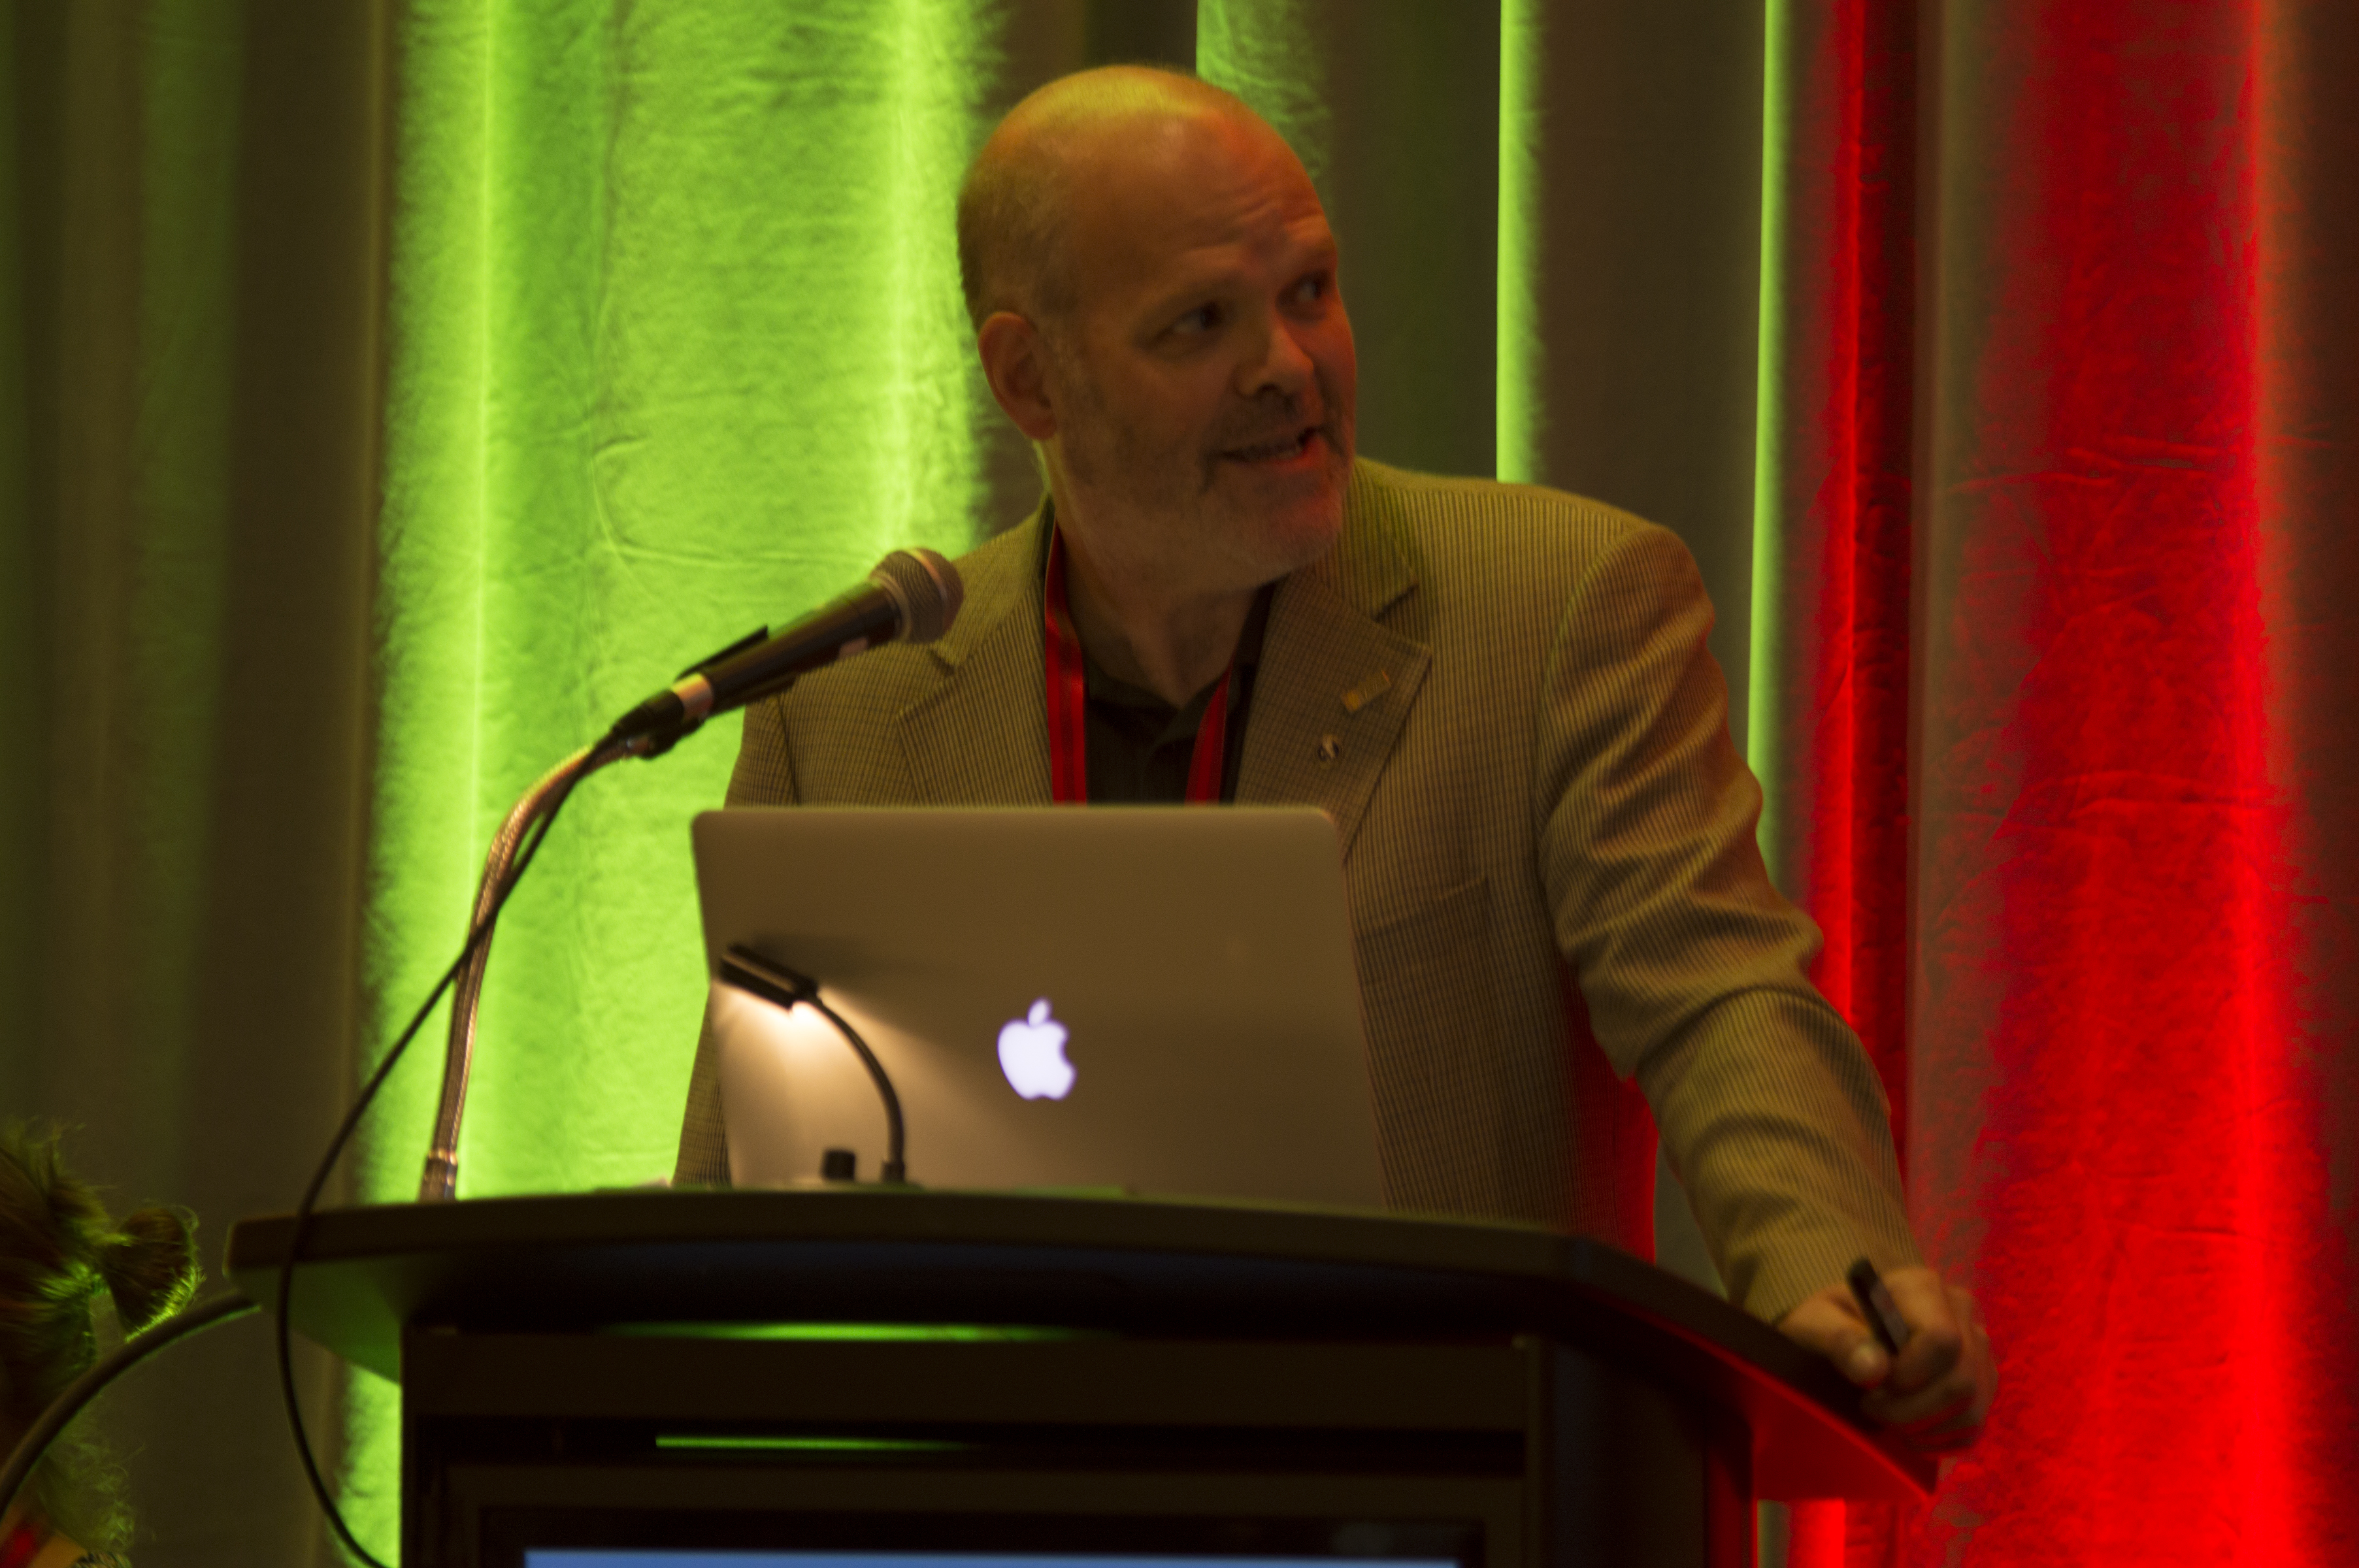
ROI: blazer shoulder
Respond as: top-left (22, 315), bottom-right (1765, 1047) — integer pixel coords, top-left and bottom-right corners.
top-left (776, 518), bottom-right (1041, 718)
top-left (1348, 458), bottom-right (1694, 612)
top-left (945, 515), bottom-right (1046, 606)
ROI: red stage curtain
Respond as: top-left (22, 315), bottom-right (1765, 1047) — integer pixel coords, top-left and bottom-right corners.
top-left (1751, 0), bottom-right (1916, 1554)
top-left (1756, 2), bottom-right (2359, 1563)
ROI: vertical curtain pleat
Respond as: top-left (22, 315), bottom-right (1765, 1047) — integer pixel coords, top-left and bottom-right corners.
top-left (1196, 0), bottom-right (1500, 480)
top-left (369, 0), bottom-right (1010, 1201)
top-left (1900, 1), bottom-right (2359, 1561)
top-left (355, 1), bottom-right (1044, 1552)
top-left (1500, 0), bottom-right (1772, 1292)
top-left (1749, 0), bottom-right (1915, 1141)
top-left (0, 3), bottom-right (382, 1563)
top-left (1915, 2), bottom-right (2269, 1555)
top-left (1749, 2), bottom-right (1917, 1561)
top-left (1511, 0), bottom-right (1765, 751)
top-left (1758, 3), bottom-right (2359, 1563)
top-left (2254, 25), bottom-right (2359, 1559)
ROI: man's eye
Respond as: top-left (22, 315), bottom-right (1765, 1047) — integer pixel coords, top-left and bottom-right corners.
top-left (1174, 304), bottom-right (1220, 335)
top-left (1291, 276), bottom-right (1327, 304)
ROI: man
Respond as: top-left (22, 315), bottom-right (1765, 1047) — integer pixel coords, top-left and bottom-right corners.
top-left (676, 67), bottom-right (1995, 1450)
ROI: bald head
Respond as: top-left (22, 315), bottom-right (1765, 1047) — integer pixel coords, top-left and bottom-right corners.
top-left (959, 64), bottom-right (1356, 653)
top-left (955, 66), bottom-right (1292, 331)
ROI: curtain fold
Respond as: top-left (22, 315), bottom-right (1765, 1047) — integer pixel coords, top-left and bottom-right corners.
top-left (1749, 0), bottom-right (1915, 1148)
top-left (1753, 3), bottom-right (2359, 1563)
top-left (367, 0), bottom-right (1004, 1217)
top-left (1496, 0), bottom-right (1774, 1291)
top-left (1509, 0), bottom-right (1766, 753)
top-left (1, 3), bottom-right (384, 1563)
top-left (350, 1), bottom-right (1032, 1552)
top-left (1197, 0), bottom-right (1501, 482)
top-left (2256, 2), bottom-right (2359, 1422)
top-left (1912, 1), bottom-right (2347, 1558)
top-left (1749, 3), bottom-right (1917, 1560)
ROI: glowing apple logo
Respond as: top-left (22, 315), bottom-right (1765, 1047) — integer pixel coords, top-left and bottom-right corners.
top-left (997, 999), bottom-right (1076, 1100)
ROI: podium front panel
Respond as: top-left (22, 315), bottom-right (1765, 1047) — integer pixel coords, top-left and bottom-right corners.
top-left (404, 1329), bottom-right (1733, 1568)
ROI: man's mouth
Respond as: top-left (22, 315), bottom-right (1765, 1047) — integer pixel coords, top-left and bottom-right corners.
top-left (1221, 427), bottom-right (1320, 463)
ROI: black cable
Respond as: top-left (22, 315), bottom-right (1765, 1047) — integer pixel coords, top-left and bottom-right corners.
top-left (716, 946), bottom-right (908, 1184)
top-left (0, 1292), bottom-right (259, 1527)
top-left (804, 994), bottom-right (907, 1185)
top-left (272, 768), bottom-right (586, 1567)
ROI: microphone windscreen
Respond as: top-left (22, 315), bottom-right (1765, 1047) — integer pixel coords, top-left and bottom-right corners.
top-left (869, 547), bottom-right (963, 644)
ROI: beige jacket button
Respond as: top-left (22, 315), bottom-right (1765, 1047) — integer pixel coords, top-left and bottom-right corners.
top-left (1316, 734), bottom-right (1341, 763)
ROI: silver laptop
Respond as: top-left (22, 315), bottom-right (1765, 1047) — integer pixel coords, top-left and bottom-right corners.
top-left (692, 806), bottom-right (1385, 1209)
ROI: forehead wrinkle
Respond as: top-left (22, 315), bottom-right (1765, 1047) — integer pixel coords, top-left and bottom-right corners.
top-left (1138, 220), bottom-right (1339, 310)
top-left (1078, 141), bottom-right (1330, 302)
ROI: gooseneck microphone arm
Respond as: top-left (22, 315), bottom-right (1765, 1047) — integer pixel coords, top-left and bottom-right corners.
top-left (286, 553), bottom-right (959, 1563)
top-left (416, 736), bottom-right (633, 1202)
top-left (415, 547), bottom-right (961, 1203)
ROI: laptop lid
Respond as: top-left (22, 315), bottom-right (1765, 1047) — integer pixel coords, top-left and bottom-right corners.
top-left (692, 806), bottom-right (1384, 1209)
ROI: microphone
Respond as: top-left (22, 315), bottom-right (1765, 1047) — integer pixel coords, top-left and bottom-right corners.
top-left (606, 547), bottom-right (963, 753)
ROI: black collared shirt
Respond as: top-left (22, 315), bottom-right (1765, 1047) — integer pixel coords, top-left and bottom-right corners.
top-left (1080, 584), bottom-right (1274, 804)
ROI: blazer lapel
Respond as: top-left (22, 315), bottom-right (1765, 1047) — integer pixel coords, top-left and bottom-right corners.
top-left (1238, 474), bottom-right (1430, 857)
top-left (902, 472), bottom-right (1427, 828)
top-left (899, 514), bottom-right (1053, 805)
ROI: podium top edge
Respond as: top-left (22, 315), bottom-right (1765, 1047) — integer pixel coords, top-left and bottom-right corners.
top-left (225, 1187), bottom-right (1936, 1501)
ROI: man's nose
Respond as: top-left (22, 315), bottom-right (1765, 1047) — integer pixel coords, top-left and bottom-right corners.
top-left (1235, 315), bottom-right (1317, 400)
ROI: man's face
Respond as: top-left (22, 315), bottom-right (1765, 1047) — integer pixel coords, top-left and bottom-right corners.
top-left (1039, 114), bottom-right (1358, 598)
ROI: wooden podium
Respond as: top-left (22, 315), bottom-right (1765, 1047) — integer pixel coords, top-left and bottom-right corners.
top-left (227, 1190), bottom-right (1930, 1568)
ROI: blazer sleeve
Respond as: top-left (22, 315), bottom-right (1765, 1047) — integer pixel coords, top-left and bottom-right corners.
top-left (1532, 522), bottom-right (1919, 1322)
top-left (672, 697), bottom-right (800, 1187)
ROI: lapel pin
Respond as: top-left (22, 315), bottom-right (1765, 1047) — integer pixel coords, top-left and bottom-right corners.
top-left (1340, 669), bottom-right (1393, 713)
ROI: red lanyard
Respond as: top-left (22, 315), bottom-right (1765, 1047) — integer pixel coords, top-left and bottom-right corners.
top-left (1043, 529), bottom-right (1232, 805)
top-left (0, 1520), bottom-right (46, 1568)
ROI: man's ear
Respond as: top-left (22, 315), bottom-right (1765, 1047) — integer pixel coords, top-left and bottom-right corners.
top-left (976, 311), bottom-right (1059, 442)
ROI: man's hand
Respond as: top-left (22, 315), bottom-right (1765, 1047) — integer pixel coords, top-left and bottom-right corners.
top-left (1777, 1266), bottom-right (1996, 1452)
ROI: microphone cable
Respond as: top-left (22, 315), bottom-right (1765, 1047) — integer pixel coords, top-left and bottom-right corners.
top-left (0, 1291), bottom-right (259, 1531)
top-left (273, 761), bottom-right (588, 1568)
top-left (269, 549), bottom-right (959, 1560)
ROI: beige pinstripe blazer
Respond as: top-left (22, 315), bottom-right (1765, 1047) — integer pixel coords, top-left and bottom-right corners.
top-left (675, 459), bottom-right (1917, 1322)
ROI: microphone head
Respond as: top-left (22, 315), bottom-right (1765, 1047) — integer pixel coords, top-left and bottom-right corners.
top-left (868, 547), bottom-right (964, 644)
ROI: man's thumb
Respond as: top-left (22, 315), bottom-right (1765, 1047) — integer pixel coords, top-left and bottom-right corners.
top-left (1781, 1294), bottom-right (1890, 1387)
